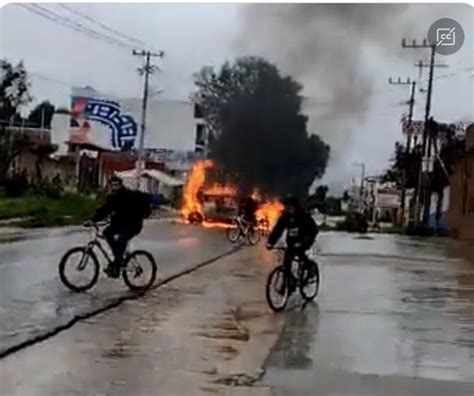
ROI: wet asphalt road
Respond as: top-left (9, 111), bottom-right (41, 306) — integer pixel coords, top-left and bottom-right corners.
top-left (263, 233), bottom-right (474, 395)
top-left (0, 221), bottom-right (232, 355)
top-left (1, 226), bottom-right (473, 395)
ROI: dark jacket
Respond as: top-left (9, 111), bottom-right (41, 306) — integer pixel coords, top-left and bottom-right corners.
top-left (268, 210), bottom-right (319, 248)
top-left (239, 197), bottom-right (258, 222)
top-left (92, 187), bottom-right (149, 229)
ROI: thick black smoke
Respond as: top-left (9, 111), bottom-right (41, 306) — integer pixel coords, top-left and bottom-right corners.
top-left (236, 4), bottom-right (416, 156)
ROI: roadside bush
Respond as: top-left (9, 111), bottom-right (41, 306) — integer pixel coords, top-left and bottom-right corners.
top-left (336, 212), bottom-right (369, 233)
top-left (0, 192), bottom-right (98, 227)
top-left (4, 173), bottom-right (29, 197)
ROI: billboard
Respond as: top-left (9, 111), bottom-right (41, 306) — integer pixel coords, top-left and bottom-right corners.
top-left (70, 87), bottom-right (138, 149)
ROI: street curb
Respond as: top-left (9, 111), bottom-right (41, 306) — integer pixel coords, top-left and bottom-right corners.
top-left (0, 246), bottom-right (241, 360)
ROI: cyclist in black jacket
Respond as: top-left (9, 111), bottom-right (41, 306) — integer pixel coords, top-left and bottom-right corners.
top-left (239, 195), bottom-right (258, 226)
top-left (86, 176), bottom-right (150, 278)
top-left (267, 196), bottom-right (319, 291)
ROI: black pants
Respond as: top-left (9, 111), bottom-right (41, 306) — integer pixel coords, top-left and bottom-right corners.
top-left (103, 224), bottom-right (141, 264)
top-left (283, 245), bottom-right (311, 283)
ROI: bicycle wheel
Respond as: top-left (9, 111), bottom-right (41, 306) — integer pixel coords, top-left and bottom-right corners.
top-left (299, 260), bottom-right (320, 301)
top-left (247, 227), bottom-right (260, 245)
top-left (59, 247), bottom-right (100, 292)
top-left (226, 225), bottom-right (241, 243)
top-left (266, 266), bottom-right (289, 312)
top-left (122, 250), bottom-right (157, 292)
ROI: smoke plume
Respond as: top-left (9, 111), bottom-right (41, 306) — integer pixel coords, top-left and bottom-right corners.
top-left (236, 4), bottom-right (417, 164)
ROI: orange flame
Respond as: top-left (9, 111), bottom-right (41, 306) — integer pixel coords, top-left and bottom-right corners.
top-left (181, 160), bottom-right (283, 230)
top-left (203, 183), bottom-right (237, 197)
top-left (256, 200), bottom-right (284, 230)
top-left (181, 159), bottom-right (213, 220)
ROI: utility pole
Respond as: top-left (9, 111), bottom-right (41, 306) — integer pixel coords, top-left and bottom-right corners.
top-left (388, 77), bottom-right (416, 226)
top-left (132, 49), bottom-right (164, 189)
top-left (353, 162), bottom-right (366, 213)
top-left (402, 39), bottom-right (448, 228)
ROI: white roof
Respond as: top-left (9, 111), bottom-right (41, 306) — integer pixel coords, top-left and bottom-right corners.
top-left (116, 169), bottom-right (183, 187)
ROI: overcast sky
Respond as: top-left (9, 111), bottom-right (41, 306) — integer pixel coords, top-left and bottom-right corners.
top-left (1, 3), bottom-right (472, 191)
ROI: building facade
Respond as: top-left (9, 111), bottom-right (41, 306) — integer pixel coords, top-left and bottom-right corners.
top-left (51, 87), bottom-right (207, 156)
top-left (447, 124), bottom-right (474, 239)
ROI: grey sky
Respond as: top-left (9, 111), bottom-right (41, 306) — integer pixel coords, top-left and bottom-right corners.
top-left (1, 3), bottom-right (472, 191)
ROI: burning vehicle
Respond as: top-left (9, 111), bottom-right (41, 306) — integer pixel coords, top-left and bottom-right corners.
top-left (181, 160), bottom-right (283, 230)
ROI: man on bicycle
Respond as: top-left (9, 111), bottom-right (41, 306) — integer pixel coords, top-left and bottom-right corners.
top-left (266, 196), bottom-right (319, 292)
top-left (239, 195), bottom-right (258, 228)
top-left (87, 176), bottom-right (150, 278)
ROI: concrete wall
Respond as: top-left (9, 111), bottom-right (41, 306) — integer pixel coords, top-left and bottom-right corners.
top-left (12, 151), bottom-right (75, 187)
top-left (120, 99), bottom-right (204, 152)
top-left (447, 151), bottom-right (474, 239)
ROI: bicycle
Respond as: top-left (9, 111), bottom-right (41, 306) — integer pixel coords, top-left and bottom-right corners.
top-left (265, 246), bottom-right (320, 312)
top-left (226, 215), bottom-right (260, 245)
top-left (58, 222), bottom-right (158, 293)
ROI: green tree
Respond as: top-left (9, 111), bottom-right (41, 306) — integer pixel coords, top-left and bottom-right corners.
top-left (28, 101), bottom-right (55, 129)
top-left (193, 57), bottom-right (330, 198)
top-left (0, 59), bottom-right (31, 124)
top-left (315, 185), bottom-right (329, 203)
top-left (0, 59), bottom-right (32, 184)
top-left (383, 141), bottom-right (422, 189)
top-left (325, 196), bottom-right (342, 215)
top-left (0, 126), bottom-right (30, 184)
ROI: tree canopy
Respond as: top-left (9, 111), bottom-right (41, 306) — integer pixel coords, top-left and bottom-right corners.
top-left (28, 101), bottom-right (55, 129)
top-left (193, 57), bottom-right (330, 198)
top-left (1, 59), bottom-right (31, 125)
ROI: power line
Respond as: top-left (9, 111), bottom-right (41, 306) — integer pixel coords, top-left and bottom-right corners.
top-left (18, 4), bottom-right (138, 51)
top-left (57, 3), bottom-right (146, 48)
top-left (31, 4), bottom-right (137, 49)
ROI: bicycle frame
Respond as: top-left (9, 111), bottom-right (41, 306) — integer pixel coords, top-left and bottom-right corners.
top-left (84, 224), bottom-right (134, 266)
top-left (87, 239), bottom-right (113, 264)
top-left (234, 216), bottom-right (254, 236)
top-left (82, 225), bottom-right (114, 266)
top-left (272, 247), bottom-right (306, 284)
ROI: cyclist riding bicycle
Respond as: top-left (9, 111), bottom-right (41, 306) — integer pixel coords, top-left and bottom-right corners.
top-left (266, 196), bottom-right (319, 292)
top-left (85, 176), bottom-right (151, 278)
top-left (238, 195), bottom-right (258, 228)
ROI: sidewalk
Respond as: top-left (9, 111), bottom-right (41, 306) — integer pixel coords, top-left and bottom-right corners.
top-left (1, 246), bottom-right (283, 396)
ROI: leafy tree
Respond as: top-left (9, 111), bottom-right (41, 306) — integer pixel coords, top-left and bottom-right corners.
top-left (325, 196), bottom-right (342, 215)
top-left (28, 101), bottom-right (55, 129)
top-left (307, 184), bottom-right (329, 210)
top-left (342, 190), bottom-right (350, 202)
top-left (382, 139), bottom-right (422, 196)
top-left (0, 59), bottom-right (31, 125)
top-left (0, 59), bottom-right (32, 183)
top-left (193, 57), bottom-right (330, 198)
top-left (315, 185), bottom-right (329, 203)
top-left (0, 126), bottom-right (30, 184)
